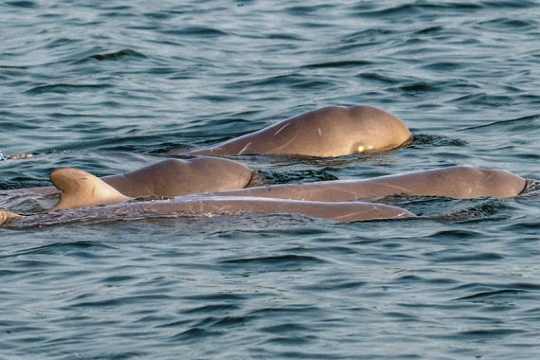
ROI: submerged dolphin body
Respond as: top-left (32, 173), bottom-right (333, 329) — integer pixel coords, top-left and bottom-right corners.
top-left (177, 106), bottom-right (412, 158)
top-left (0, 168), bottom-right (414, 229)
top-left (0, 197), bottom-right (414, 229)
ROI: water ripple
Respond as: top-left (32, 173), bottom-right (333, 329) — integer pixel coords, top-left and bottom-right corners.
top-left (25, 83), bottom-right (112, 95)
top-left (77, 49), bottom-right (147, 63)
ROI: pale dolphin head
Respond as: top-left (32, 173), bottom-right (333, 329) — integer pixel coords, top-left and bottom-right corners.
top-left (475, 167), bottom-right (527, 198)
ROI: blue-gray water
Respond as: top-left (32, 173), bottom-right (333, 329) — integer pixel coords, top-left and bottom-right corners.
top-left (2, 0), bottom-right (540, 359)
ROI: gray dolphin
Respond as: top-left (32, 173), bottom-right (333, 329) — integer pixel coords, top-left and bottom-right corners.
top-left (176, 105), bottom-right (412, 158)
top-left (208, 166), bottom-right (527, 201)
top-left (1, 156), bottom-right (254, 200)
top-left (0, 168), bottom-right (413, 228)
top-left (102, 157), bottom-right (254, 198)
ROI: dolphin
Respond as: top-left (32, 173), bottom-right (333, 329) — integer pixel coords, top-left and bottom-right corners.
top-left (0, 168), bottom-right (414, 229)
top-left (208, 166), bottom-right (527, 201)
top-left (1, 156), bottom-right (255, 200)
top-left (175, 105), bottom-right (412, 158)
top-left (102, 156), bottom-right (254, 198)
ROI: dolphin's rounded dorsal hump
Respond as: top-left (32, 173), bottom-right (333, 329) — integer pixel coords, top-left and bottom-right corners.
top-left (51, 168), bottom-right (132, 210)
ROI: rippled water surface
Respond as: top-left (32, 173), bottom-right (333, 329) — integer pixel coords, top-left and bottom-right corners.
top-left (2, 0), bottom-right (540, 359)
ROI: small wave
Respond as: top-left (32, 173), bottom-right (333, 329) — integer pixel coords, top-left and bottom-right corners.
top-left (144, 11), bottom-right (173, 20)
top-left (202, 315), bottom-right (253, 328)
top-left (264, 335), bottom-right (314, 345)
top-left (301, 60), bottom-right (372, 69)
top-left (267, 32), bottom-right (305, 41)
top-left (459, 113), bottom-right (540, 132)
top-left (453, 282), bottom-right (540, 292)
top-left (356, 72), bottom-right (398, 84)
top-left (352, 1), bottom-right (533, 18)
top-left (481, 0), bottom-right (537, 8)
top-left (181, 304), bottom-right (240, 315)
top-left (383, 311), bottom-right (419, 322)
top-left (394, 82), bottom-right (435, 94)
top-left (220, 254), bottom-right (326, 266)
top-left (76, 49), bottom-right (146, 63)
top-left (296, 279), bottom-right (366, 291)
top-left (353, 2), bottom-right (477, 17)
top-left (501, 220), bottom-right (540, 232)
top-left (449, 93), bottom-right (513, 107)
top-left (414, 25), bottom-right (445, 35)
top-left (438, 201), bottom-right (507, 223)
top-left (25, 83), bottom-right (112, 95)
top-left (6, 0), bottom-right (37, 8)
top-left (430, 327), bottom-right (527, 340)
top-left (0, 269), bottom-right (23, 277)
top-left (429, 252), bottom-right (504, 263)
top-left (421, 61), bottom-right (463, 72)
top-left (160, 26), bottom-right (227, 37)
top-left (68, 294), bottom-right (174, 308)
top-left (341, 28), bottom-right (397, 43)
top-left (290, 244), bottom-right (357, 255)
top-left (285, 4), bottom-right (335, 16)
top-left (456, 289), bottom-right (526, 301)
top-left (454, 328), bottom-right (526, 338)
top-left (393, 274), bottom-right (457, 285)
top-left (249, 305), bottom-right (321, 318)
top-left (168, 327), bottom-right (223, 342)
top-left (2, 240), bottom-right (115, 258)
top-left (477, 17), bottom-right (537, 31)
top-left (181, 293), bottom-right (248, 302)
top-left (0, 64), bottom-right (29, 69)
top-left (45, 37), bottom-right (80, 50)
top-left (410, 134), bottom-right (468, 147)
top-left (259, 323), bottom-right (311, 334)
top-left (100, 275), bottom-right (136, 283)
top-left (226, 73), bottom-right (335, 90)
top-left (425, 229), bottom-right (484, 241)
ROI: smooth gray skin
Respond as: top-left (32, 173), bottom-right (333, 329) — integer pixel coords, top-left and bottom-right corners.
top-left (1, 196), bottom-right (415, 229)
top-left (178, 106), bottom-right (412, 158)
top-left (1, 157), bottom-right (254, 199)
top-left (209, 166), bottom-right (527, 201)
top-left (102, 157), bottom-right (253, 197)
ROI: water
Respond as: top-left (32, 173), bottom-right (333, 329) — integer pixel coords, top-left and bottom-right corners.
top-left (2, 0), bottom-right (540, 358)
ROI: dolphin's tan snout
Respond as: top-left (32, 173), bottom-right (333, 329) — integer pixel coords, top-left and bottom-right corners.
top-left (0, 210), bottom-right (21, 226)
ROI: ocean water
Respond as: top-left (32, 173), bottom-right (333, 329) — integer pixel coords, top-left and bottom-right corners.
top-left (2, 0), bottom-right (540, 358)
